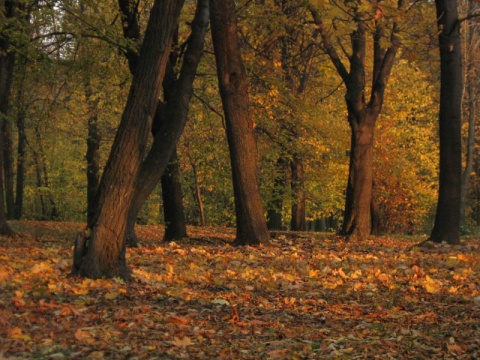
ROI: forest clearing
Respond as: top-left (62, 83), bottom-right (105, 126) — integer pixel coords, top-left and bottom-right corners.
top-left (1, 221), bottom-right (479, 359)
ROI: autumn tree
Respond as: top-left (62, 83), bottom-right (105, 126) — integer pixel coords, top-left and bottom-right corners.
top-left (460, 0), bottom-right (479, 228)
top-left (121, 0), bottom-right (210, 245)
top-left (429, 0), bottom-right (463, 244)
top-left (210, 0), bottom-right (270, 245)
top-left (72, 0), bottom-right (185, 279)
top-left (0, 0), bottom-right (19, 235)
top-left (309, 0), bottom-right (402, 240)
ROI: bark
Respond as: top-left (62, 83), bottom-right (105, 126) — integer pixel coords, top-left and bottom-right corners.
top-left (187, 154), bottom-right (206, 226)
top-left (161, 148), bottom-right (188, 241)
top-left (210, 0), bottom-right (270, 246)
top-left (3, 118), bottom-right (14, 219)
top-left (0, 0), bottom-right (16, 233)
top-left (72, 0), bottom-right (185, 280)
top-left (310, 4), bottom-right (401, 240)
top-left (84, 79), bottom-right (101, 225)
top-left (290, 156), bottom-right (306, 231)
top-left (0, 127), bottom-right (14, 235)
top-left (14, 92), bottom-right (26, 219)
top-left (267, 158), bottom-right (287, 230)
top-left (123, 0), bottom-right (209, 246)
top-left (429, 0), bottom-right (462, 244)
top-left (460, 3), bottom-right (476, 228)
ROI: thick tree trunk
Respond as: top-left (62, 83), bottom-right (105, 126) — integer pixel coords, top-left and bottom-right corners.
top-left (429, 0), bottom-right (462, 244)
top-left (124, 0), bottom-right (209, 246)
top-left (72, 0), bottom-right (185, 280)
top-left (310, 4), bottom-right (400, 241)
top-left (161, 148), bottom-right (188, 241)
top-left (0, 0), bottom-right (16, 234)
top-left (341, 116), bottom-right (375, 240)
top-left (290, 156), bottom-right (306, 231)
top-left (210, 0), bottom-right (270, 246)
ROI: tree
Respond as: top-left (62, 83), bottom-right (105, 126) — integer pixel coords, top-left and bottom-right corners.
top-left (0, 0), bottom-right (18, 235)
top-left (310, 1), bottom-right (402, 240)
top-left (122, 0), bottom-right (210, 245)
top-left (72, 0), bottom-right (185, 279)
top-left (210, 0), bottom-right (270, 246)
top-left (429, 0), bottom-right (463, 244)
top-left (460, 0), bottom-right (479, 228)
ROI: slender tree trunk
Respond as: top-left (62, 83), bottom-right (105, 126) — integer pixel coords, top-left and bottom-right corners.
top-left (370, 180), bottom-right (381, 235)
top-left (14, 93), bottom-right (26, 219)
top-left (460, 78), bottom-right (475, 228)
top-left (2, 118), bottom-right (14, 218)
top-left (72, 0), bottom-right (185, 280)
top-left (123, 0), bottom-right (209, 246)
top-left (429, 0), bottom-right (462, 244)
top-left (210, 0), bottom-right (270, 246)
top-left (191, 160), bottom-right (206, 226)
top-left (84, 80), bottom-right (101, 225)
top-left (460, 4), bottom-right (476, 228)
top-left (290, 156), bottom-right (306, 231)
top-left (267, 158), bottom-right (287, 230)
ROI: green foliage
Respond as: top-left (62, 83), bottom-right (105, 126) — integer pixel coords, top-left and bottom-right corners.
top-left (0, 0), bottom-right (460, 235)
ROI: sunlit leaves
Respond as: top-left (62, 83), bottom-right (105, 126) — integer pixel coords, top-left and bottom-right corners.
top-left (1, 221), bottom-right (480, 357)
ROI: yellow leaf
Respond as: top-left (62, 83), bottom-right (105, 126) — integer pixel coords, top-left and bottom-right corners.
top-left (104, 292), bottom-right (119, 300)
top-left (171, 336), bottom-right (193, 347)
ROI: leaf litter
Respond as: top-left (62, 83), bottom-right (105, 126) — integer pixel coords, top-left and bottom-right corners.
top-left (0, 221), bottom-right (479, 359)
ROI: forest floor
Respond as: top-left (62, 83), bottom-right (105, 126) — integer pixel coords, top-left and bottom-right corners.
top-left (0, 221), bottom-right (479, 359)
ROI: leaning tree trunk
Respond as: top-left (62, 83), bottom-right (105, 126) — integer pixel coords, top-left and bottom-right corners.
top-left (210, 0), bottom-right (270, 246)
top-left (123, 0), bottom-right (209, 246)
top-left (72, 0), bottom-right (185, 280)
top-left (429, 0), bottom-right (462, 244)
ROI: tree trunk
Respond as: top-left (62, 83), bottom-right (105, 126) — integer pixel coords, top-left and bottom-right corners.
top-left (460, 75), bottom-right (475, 228)
top-left (290, 156), bottom-right (306, 231)
top-left (72, 0), bottom-right (185, 280)
top-left (185, 150), bottom-right (207, 226)
top-left (460, 3), bottom-right (476, 228)
top-left (14, 91), bottom-right (26, 219)
top-left (0, 0), bottom-right (16, 234)
top-left (429, 0), bottom-right (462, 244)
top-left (341, 116), bottom-right (376, 240)
top-left (310, 5), bottom-right (401, 240)
top-left (84, 79), bottom-right (101, 225)
top-left (267, 158), bottom-right (287, 230)
top-left (210, 0), bottom-right (270, 246)
top-left (123, 0), bottom-right (209, 246)
top-left (161, 147), bottom-right (188, 241)
top-left (2, 118), bottom-right (14, 219)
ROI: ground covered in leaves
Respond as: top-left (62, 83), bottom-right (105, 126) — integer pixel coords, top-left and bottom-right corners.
top-left (0, 221), bottom-right (479, 359)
